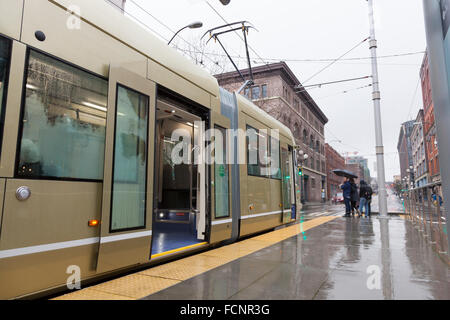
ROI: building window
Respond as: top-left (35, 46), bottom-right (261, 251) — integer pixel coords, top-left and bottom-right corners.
top-left (0, 36), bottom-right (11, 158)
top-left (293, 123), bottom-right (301, 141)
top-left (310, 135), bottom-right (314, 149)
top-left (244, 87), bottom-right (250, 98)
top-left (316, 160), bottom-right (320, 171)
top-left (303, 129), bottom-right (307, 144)
top-left (261, 84), bottom-right (268, 98)
top-left (311, 177), bottom-right (316, 189)
top-left (251, 86), bottom-right (260, 100)
top-left (17, 50), bottom-right (108, 180)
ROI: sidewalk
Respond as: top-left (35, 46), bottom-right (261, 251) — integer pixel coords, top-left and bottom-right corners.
top-left (143, 216), bottom-right (450, 300)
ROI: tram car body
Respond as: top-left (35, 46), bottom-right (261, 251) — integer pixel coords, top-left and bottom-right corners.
top-left (0, 0), bottom-right (301, 299)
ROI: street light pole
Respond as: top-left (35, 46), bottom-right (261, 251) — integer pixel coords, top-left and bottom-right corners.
top-left (367, 0), bottom-right (388, 217)
top-left (168, 21), bottom-right (203, 45)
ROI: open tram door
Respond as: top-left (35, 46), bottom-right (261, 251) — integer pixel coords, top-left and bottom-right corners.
top-left (151, 94), bottom-right (208, 257)
top-left (96, 66), bottom-right (155, 273)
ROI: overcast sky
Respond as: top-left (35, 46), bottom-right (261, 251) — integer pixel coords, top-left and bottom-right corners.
top-left (126, 0), bottom-right (426, 181)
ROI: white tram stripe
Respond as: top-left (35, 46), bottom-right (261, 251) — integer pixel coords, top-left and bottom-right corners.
top-left (99, 230), bottom-right (152, 244)
top-left (0, 237), bottom-right (98, 259)
top-left (211, 218), bottom-right (232, 225)
top-left (0, 230), bottom-right (152, 259)
top-left (241, 210), bottom-right (283, 220)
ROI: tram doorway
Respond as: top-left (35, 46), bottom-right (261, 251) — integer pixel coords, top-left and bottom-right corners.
top-left (152, 98), bottom-right (207, 256)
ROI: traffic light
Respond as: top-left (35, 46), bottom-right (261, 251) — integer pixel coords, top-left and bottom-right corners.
top-left (298, 167), bottom-right (303, 176)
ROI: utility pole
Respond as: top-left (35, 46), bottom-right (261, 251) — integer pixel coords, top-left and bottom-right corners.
top-left (367, 0), bottom-right (388, 217)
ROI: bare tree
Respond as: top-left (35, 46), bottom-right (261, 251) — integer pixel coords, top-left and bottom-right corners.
top-left (171, 34), bottom-right (231, 75)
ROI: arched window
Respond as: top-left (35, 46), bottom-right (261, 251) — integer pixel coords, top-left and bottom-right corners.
top-left (293, 123), bottom-right (301, 141)
top-left (310, 135), bottom-right (314, 149)
top-left (316, 141), bottom-right (320, 153)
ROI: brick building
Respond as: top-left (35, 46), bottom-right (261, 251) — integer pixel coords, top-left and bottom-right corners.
top-left (420, 52), bottom-right (440, 183)
top-left (325, 144), bottom-right (346, 200)
top-left (410, 109), bottom-right (429, 187)
top-left (346, 156), bottom-right (371, 183)
top-left (215, 62), bottom-right (328, 202)
top-left (345, 163), bottom-right (365, 185)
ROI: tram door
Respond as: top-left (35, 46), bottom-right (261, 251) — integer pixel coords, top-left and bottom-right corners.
top-left (281, 148), bottom-right (294, 223)
top-left (151, 100), bottom-right (207, 256)
top-left (96, 66), bottom-right (155, 273)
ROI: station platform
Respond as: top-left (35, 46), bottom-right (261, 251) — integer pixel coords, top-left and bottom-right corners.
top-left (55, 212), bottom-right (449, 300)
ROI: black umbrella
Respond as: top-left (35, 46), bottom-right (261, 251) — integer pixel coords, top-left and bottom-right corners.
top-left (332, 169), bottom-right (358, 179)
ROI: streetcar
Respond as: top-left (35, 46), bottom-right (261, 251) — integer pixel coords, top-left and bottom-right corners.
top-left (0, 0), bottom-right (300, 299)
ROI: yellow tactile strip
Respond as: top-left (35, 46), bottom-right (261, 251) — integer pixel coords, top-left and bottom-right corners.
top-left (54, 215), bottom-right (337, 300)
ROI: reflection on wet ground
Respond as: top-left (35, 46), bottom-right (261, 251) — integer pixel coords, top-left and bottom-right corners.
top-left (144, 216), bottom-right (450, 300)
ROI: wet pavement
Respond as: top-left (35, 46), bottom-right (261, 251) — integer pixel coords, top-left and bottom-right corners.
top-left (371, 189), bottom-right (405, 214)
top-left (143, 216), bottom-right (450, 300)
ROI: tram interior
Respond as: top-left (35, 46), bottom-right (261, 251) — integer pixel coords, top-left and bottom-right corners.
top-left (152, 99), bottom-right (204, 255)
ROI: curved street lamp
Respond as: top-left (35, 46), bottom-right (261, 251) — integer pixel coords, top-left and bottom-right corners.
top-left (168, 21), bottom-right (203, 45)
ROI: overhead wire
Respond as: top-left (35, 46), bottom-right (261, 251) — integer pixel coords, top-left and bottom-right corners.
top-left (173, 48), bottom-right (425, 63)
top-left (205, 0), bottom-right (269, 67)
top-left (125, 0), bottom-right (226, 72)
top-left (302, 37), bottom-right (369, 84)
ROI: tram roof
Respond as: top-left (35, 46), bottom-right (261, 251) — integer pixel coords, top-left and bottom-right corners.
top-left (55, 0), bottom-right (220, 98)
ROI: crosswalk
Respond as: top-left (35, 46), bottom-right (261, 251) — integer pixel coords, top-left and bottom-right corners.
top-left (299, 207), bottom-right (343, 220)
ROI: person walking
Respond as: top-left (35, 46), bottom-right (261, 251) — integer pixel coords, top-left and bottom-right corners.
top-left (366, 183), bottom-right (373, 216)
top-left (359, 180), bottom-right (370, 218)
top-left (341, 177), bottom-right (352, 217)
top-left (350, 178), bottom-right (360, 217)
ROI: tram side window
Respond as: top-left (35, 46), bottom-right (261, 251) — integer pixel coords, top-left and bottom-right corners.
top-left (0, 37), bottom-right (12, 157)
top-left (110, 85), bottom-right (148, 231)
top-left (247, 125), bottom-right (259, 176)
top-left (214, 125), bottom-right (230, 218)
top-left (269, 136), bottom-right (281, 179)
top-left (17, 50), bottom-right (108, 180)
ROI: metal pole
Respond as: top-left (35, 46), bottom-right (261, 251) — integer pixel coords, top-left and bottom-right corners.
top-left (422, 0), bottom-right (450, 255)
top-left (168, 26), bottom-right (188, 45)
top-left (367, 0), bottom-right (388, 217)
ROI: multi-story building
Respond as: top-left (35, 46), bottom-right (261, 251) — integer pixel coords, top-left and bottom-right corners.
top-left (345, 163), bottom-right (364, 185)
top-left (325, 144), bottom-right (346, 200)
top-left (410, 109), bottom-right (429, 187)
top-left (397, 120), bottom-right (415, 186)
top-left (346, 156), bottom-right (371, 183)
top-left (215, 62), bottom-right (329, 202)
top-left (420, 52), bottom-right (440, 183)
